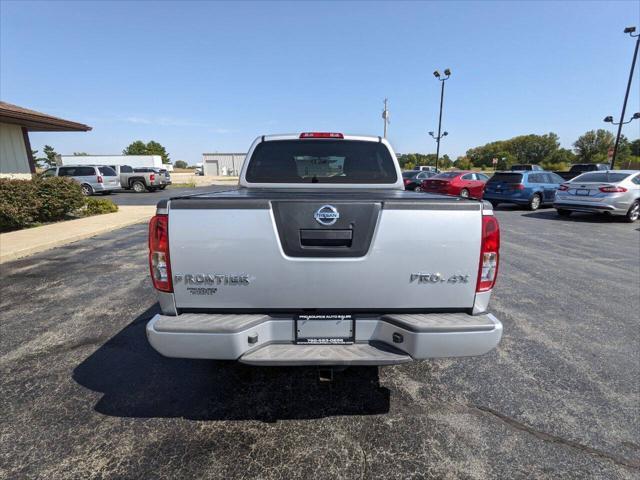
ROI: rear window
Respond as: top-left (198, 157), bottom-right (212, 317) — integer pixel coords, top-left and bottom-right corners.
top-left (120, 165), bottom-right (133, 173)
top-left (402, 171), bottom-right (417, 178)
top-left (433, 172), bottom-right (460, 179)
top-left (572, 172), bottom-right (630, 183)
top-left (245, 140), bottom-right (397, 184)
top-left (487, 173), bottom-right (523, 184)
top-left (98, 166), bottom-right (117, 176)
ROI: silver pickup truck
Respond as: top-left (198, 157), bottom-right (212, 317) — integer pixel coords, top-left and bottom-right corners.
top-left (146, 132), bottom-right (502, 366)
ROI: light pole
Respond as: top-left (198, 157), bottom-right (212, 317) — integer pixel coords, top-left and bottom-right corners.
top-left (430, 68), bottom-right (451, 171)
top-left (382, 98), bottom-right (390, 138)
top-left (609, 26), bottom-right (639, 169)
top-left (605, 112), bottom-right (640, 165)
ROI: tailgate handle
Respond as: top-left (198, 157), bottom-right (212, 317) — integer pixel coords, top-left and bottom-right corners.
top-left (300, 229), bottom-right (353, 248)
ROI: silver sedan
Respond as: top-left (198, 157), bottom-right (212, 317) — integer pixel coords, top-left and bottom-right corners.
top-left (554, 170), bottom-right (640, 222)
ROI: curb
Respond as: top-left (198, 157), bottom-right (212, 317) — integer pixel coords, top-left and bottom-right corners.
top-left (0, 206), bottom-right (155, 264)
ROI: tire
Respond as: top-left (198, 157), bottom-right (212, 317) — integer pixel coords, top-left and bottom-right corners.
top-left (159, 185), bottom-right (167, 190)
top-left (81, 184), bottom-right (93, 196)
top-left (415, 186), bottom-right (423, 192)
top-left (490, 201), bottom-right (499, 209)
top-left (132, 181), bottom-right (146, 193)
top-left (528, 194), bottom-right (542, 211)
top-left (460, 188), bottom-right (470, 198)
top-left (557, 209), bottom-right (572, 217)
top-left (625, 200), bottom-right (640, 223)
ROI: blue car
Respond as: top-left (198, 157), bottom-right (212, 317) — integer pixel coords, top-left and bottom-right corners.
top-left (484, 171), bottom-right (565, 210)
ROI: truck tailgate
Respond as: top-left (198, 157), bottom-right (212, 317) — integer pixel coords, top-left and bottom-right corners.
top-left (168, 198), bottom-right (482, 311)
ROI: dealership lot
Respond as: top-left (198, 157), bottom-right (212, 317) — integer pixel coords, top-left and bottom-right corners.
top-left (1, 206), bottom-right (638, 479)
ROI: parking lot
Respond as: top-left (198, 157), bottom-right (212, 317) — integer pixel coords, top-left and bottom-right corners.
top-left (106, 185), bottom-right (231, 206)
top-left (1, 204), bottom-right (638, 479)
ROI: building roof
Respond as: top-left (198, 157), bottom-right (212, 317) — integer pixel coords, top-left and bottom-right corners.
top-left (0, 101), bottom-right (92, 132)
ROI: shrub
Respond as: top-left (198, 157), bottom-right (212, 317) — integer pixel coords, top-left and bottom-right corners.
top-left (0, 178), bottom-right (41, 230)
top-left (34, 177), bottom-right (85, 222)
top-left (85, 197), bottom-right (118, 216)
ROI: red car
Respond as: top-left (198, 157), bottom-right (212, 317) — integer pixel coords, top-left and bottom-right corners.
top-left (418, 171), bottom-right (490, 199)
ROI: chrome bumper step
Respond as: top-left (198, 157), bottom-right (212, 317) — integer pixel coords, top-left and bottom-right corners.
top-left (239, 342), bottom-right (411, 366)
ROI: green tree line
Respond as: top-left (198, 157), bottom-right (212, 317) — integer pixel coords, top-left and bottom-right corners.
top-left (401, 130), bottom-right (638, 172)
top-left (458, 130), bottom-right (637, 171)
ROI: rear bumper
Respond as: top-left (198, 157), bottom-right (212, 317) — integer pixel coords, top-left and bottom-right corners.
top-left (146, 312), bottom-right (503, 366)
top-left (553, 201), bottom-right (626, 215)
top-left (483, 195), bottom-right (530, 205)
top-left (93, 183), bottom-right (120, 192)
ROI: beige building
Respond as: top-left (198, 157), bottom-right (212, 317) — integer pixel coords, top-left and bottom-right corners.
top-left (202, 152), bottom-right (246, 176)
top-left (0, 101), bottom-right (91, 179)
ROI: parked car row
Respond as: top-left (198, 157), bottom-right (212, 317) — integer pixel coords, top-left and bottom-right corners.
top-left (405, 168), bottom-right (640, 222)
top-left (41, 164), bottom-right (171, 195)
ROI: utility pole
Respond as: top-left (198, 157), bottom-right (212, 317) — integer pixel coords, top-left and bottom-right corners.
top-left (611, 26), bottom-right (639, 169)
top-left (382, 98), bottom-right (390, 138)
top-left (429, 69), bottom-right (451, 172)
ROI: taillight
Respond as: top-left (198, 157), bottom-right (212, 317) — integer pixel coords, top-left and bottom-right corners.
top-left (514, 184), bottom-right (525, 190)
top-left (299, 132), bottom-right (344, 139)
top-left (477, 215), bottom-right (500, 292)
top-left (558, 184), bottom-right (569, 191)
top-left (97, 175), bottom-right (103, 183)
top-left (148, 214), bottom-right (172, 292)
top-left (150, 173), bottom-right (156, 182)
top-left (404, 179), bottom-right (411, 185)
top-left (599, 186), bottom-right (627, 193)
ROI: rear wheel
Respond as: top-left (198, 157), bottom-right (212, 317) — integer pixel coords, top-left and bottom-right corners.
top-left (81, 184), bottom-right (93, 196)
top-left (414, 186), bottom-right (423, 192)
top-left (557, 209), bottom-right (572, 217)
top-left (529, 194), bottom-right (541, 211)
top-left (132, 181), bottom-right (146, 193)
top-left (460, 188), bottom-right (470, 198)
top-left (625, 200), bottom-right (639, 223)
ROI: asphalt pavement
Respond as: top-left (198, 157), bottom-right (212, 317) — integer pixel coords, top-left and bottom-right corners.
top-left (1, 205), bottom-right (638, 479)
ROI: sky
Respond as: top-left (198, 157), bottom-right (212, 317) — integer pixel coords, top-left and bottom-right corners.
top-left (1, 0), bottom-right (639, 165)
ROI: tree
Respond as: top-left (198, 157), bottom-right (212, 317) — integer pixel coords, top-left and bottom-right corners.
top-left (573, 129), bottom-right (613, 163)
top-left (73, 152), bottom-right (89, 156)
top-left (35, 145), bottom-right (58, 168)
top-left (122, 140), bottom-right (148, 156)
top-left (397, 153), bottom-right (452, 170)
top-left (465, 132), bottom-right (563, 169)
top-left (145, 141), bottom-right (170, 164)
top-left (630, 138), bottom-right (640, 156)
top-left (123, 140), bottom-right (170, 164)
top-left (455, 156), bottom-right (472, 169)
top-left (508, 133), bottom-right (560, 164)
top-left (174, 160), bottom-right (188, 169)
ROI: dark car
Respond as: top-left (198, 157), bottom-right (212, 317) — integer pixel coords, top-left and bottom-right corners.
top-left (483, 171), bottom-right (565, 210)
top-left (554, 163), bottom-right (609, 181)
top-left (402, 170), bottom-right (436, 190)
top-left (419, 171), bottom-right (489, 198)
top-left (511, 164), bottom-right (544, 171)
